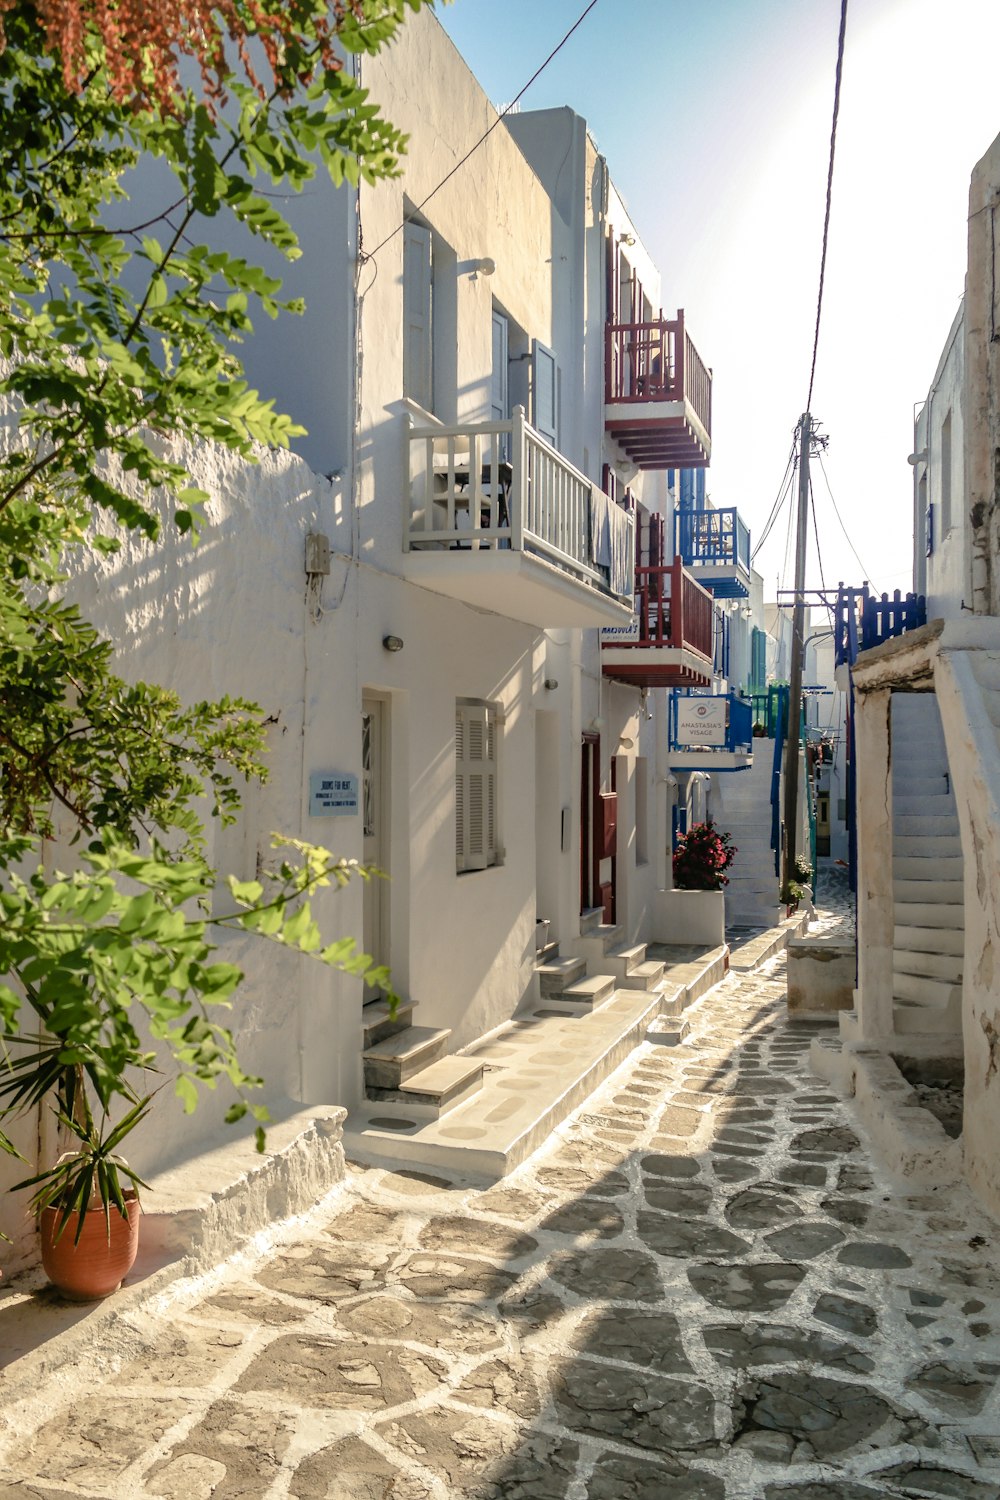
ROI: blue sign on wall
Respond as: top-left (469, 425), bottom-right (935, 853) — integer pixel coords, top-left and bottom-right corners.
top-left (309, 771), bottom-right (359, 816)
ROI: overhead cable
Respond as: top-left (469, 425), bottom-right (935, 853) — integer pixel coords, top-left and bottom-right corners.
top-left (362, 0), bottom-right (601, 263)
top-left (806, 0), bottom-right (849, 411)
top-left (816, 450), bottom-right (875, 585)
top-left (751, 437), bottom-right (797, 560)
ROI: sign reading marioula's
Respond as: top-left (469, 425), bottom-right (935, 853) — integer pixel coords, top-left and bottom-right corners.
top-left (309, 771), bottom-right (359, 816)
top-left (675, 698), bottom-right (728, 747)
top-left (600, 614), bottom-right (640, 642)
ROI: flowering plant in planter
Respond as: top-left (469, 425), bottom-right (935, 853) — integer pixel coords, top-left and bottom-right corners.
top-left (673, 821), bottom-right (737, 891)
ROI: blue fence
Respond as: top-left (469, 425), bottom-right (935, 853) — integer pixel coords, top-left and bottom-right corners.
top-left (835, 584), bottom-right (926, 667)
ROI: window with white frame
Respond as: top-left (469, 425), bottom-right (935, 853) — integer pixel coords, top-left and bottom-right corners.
top-left (456, 700), bottom-right (501, 872)
top-left (403, 219), bottom-right (433, 412)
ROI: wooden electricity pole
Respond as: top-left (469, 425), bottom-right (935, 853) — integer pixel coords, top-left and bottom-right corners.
top-left (781, 412), bottom-right (812, 896)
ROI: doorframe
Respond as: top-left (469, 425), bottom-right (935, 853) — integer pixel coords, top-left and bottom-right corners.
top-left (361, 693), bottom-right (390, 979)
top-left (580, 732), bottom-right (601, 913)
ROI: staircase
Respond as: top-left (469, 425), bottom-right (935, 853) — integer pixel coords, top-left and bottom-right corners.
top-left (361, 998), bottom-right (484, 1118)
top-left (715, 747), bottom-right (783, 927)
top-left (539, 909), bottom-right (666, 1011)
top-left (891, 694), bottom-right (964, 1037)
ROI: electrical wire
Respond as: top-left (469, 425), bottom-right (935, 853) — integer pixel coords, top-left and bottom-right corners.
top-left (361, 0), bottom-right (601, 264)
top-left (751, 437), bottom-right (797, 560)
top-left (806, 0), bottom-right (848, 412)
top-left (816, 449), bottom-right (875, 585)
top-left (809, 472), bottom-right (826, 590)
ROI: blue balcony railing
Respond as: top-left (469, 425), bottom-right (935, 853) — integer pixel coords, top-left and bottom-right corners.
top-left (834, 583), bottom-right (926, 667)
top-left (668, 691), bottom-right (753, 756)
top-left (675, 507), bottom-right (751, 598)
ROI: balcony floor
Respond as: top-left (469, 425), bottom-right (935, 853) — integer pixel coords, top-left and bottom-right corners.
top-left (602, 644), bottom-right (712, 688)
top-left (604, 399), bottom-right (711, 470)
top-left (667, 750), bottom-right (754, 773)
top-left (404, 546), bottom-right (634, 630)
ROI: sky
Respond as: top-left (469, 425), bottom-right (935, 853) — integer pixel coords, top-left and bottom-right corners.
top-left (437, 0), bottom-right (1000, 603)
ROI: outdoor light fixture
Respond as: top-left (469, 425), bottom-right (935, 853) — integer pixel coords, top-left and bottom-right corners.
top-left (544, 678), bottom-right (559, 690)
top-left (472, 257), bottom-right (496, 277)
top-left (382, 634), bottom-right (404, 652)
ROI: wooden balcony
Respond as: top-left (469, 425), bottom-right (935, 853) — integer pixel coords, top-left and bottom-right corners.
top-left (604, 310), bottom-right (712, 470)
top-left (601, 553), bottom-right (714, 688)
top-left (675, 506), bottom-right (751, 599)
top-left (404, 408), bottom-right (635, 630)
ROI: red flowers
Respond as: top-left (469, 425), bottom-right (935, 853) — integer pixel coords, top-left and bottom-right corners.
top-left (672, 820), bottom-right (737, 891)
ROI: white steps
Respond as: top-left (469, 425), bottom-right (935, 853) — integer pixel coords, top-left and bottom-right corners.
top-left (889, 694), bottom-right (964, 1039)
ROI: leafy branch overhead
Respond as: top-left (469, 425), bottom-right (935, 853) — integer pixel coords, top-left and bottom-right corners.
top-left (0, 0), bottom-right (427, 1203)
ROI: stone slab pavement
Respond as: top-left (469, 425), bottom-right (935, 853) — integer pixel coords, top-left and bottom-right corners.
top-left (1, 949), bottom-right (998, 1500)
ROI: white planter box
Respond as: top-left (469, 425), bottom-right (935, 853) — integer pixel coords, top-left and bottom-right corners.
top-left (654, 889), bottom-right (726, 946)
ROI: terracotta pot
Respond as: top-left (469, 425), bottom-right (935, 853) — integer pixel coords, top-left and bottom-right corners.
top-left (40, 1197), bottom-right (139, 1301)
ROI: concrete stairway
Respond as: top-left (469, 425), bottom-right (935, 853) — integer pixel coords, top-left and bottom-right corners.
top-left (891, 694), bottom-right (964, 1037)
top-left (715, 745), bottom-right (783, 927)
top-left (361, 998), bottom-right (484, 1117)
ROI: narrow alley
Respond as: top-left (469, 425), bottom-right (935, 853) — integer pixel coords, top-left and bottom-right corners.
top-left (2, 887), bottom-right (997, 1500)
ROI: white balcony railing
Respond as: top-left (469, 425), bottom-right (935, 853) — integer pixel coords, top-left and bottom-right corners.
top-left (405, 406), bottom-right (634, 602)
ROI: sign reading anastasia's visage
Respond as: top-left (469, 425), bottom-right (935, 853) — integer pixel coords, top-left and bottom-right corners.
top-left (675, 699), bottom-right (727, 746)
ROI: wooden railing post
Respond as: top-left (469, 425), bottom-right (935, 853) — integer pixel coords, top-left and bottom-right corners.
top-left (511, 405), bottom-right (526, 552)
top-left (672, 555), bottom-right (683, 649)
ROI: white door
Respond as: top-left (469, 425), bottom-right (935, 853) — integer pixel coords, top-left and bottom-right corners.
top-left (362, 697), bottom-right (387, 979)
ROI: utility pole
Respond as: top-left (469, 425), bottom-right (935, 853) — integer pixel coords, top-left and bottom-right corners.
top-left (782, 412), bottom-right (812, 896)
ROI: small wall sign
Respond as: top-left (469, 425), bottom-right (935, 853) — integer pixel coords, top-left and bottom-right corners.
top-left (309, 771), bottom-right (359, 816)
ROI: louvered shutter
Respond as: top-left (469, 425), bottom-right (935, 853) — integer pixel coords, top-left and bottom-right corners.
top-left (532, 339), bottom-right (558, 448)
top-left (403, 221), bottom-right (432, 411)
top-left (456, 704), bottom-right (497, 872)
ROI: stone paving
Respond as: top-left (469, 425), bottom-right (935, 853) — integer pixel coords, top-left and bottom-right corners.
top-left (2, 930), bottom-right (999, 1498)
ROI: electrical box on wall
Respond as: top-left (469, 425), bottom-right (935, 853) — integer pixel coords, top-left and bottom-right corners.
top-left (305, 532), bottom-right (330, 576)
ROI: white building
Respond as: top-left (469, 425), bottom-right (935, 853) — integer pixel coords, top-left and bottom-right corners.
top-left (1, 10), bottom-right (766, 1253)
top-left (820, 128), bottom-right (1000, 1222)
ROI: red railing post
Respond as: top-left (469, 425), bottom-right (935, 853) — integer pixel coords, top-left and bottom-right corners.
top-left (671, 555), bottom-right (683, 649)
top-left (676, 309), bottom-right (685, 405)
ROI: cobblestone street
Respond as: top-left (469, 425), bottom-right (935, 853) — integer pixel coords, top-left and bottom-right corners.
top-left (2, 924), bottom-right (999, 1499)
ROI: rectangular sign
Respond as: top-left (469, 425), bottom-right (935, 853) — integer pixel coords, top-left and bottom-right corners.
top-left (600, 613), bottom-right (640, 643)
top-left (675, 698), bottom-right (728, 747)
top-left (309, 771), bottom-right (359, 816)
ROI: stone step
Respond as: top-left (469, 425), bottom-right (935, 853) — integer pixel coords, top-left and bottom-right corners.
top-left (619, 959), bottom-right (666, 992)
top-left (894, 813), bottom-right (961, 837)
top-left (579, 906), bottom-right (604, 935)
top-left (892, 834), bottom-right (963, 859)
top-left (894, 924), bottom-right (964, 956)
top-left (551, 974), bottom-right (618, 1011)
top-left (893, 855), bottom-right (963, 881)
top-left (893, 996), bottom-right (963, 1037)
top-left (363, 1026), bottom-right (450, 1090)
top-left (894, 774), bottom-right (950, 797)
top-left (893, 947), bottom-right (963, 983)
top-left (608, 942), bottom-right (647, 976)
top-left (576, 923), bottom-right (623, 961)
top-left (892, 878), bottom-right (964, 905)
top-left (536, 938), bottom-right (560, 965)
top-left (537, 955), bottom-right (587, 996)
top-left (893, 793), bottom-right (956, 817)
top-left (368, 1055), bottom-right (484, 1117)
top-left (361, 997), bottom-right (418, 1049)
top-left (894, 902), bottom-right (965, 930)
top-left (893, 971), bottom-right (962, 1008)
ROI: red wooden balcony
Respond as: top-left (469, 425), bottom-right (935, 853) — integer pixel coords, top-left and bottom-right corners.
top-left (601, 520), bottom-right (714, 688)
top-left (604, 309), bottom-right (712, 469)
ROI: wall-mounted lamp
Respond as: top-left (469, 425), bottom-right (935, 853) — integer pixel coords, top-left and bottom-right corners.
top-left (472, 257), bottom-right (496, 278)
top-left (907, 448), bottom-right (928, 466)
top-left (618, 735), bottom-right (635, 751)
top-left (620, 233), bottom-right (636, 247)
top-left (544, 678), bottom-right (559, 690)
top-left (382, 634), bottom-right (404, 653)
top-left (590, 715), bottom-right (605, 732)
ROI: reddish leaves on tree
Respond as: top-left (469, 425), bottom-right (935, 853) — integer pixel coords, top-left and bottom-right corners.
top-left (0, 0), bottom-right (364, 113)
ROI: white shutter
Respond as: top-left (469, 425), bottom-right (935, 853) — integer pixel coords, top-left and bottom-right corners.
top-left (403, 221), bottom-right (432, 411)
top-left (456, 703), bottom-right (497, 872)
top-left (532, 338), bottom-right (558, 447)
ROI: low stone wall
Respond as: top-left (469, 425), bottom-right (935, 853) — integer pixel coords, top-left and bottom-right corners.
top-left (787, 935), bottom-right (856, 1015)
top-left (655, 889), bottom-right (726, 946)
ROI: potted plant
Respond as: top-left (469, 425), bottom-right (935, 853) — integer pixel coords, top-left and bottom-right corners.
top-left (672, 821), bottom-right (737, 891)
top-left (2, 1049), bottom-right (150, 1301)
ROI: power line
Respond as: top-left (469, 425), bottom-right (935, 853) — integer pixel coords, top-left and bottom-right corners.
top-left (809, 472), bottom-right (826, 590)
top-left (806, 0), bottom-right (848, 411)
top-left (816, 449), bottom-right (875, 585)
top-left (751, 437), bottom-right (797, 560)
top-left (362, 0), bottom-right (601, 263)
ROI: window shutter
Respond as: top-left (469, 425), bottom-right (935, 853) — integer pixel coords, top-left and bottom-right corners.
top-left (532, 339), bottom-right (558, 448)
top-left (403, 221), bottom-right (432, 411)
top-left (456, 703), bottom-right (496, 872)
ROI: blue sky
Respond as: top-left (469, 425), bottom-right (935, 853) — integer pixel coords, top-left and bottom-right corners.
top-left (438, 0), bottom-right (1000, 600)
